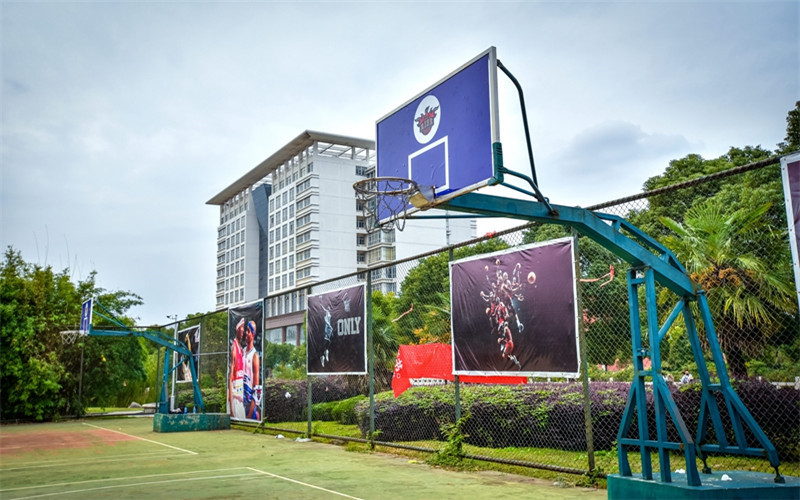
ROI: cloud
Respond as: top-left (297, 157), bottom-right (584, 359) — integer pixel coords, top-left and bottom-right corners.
top-left (556, 121), bottom-right (696, 177)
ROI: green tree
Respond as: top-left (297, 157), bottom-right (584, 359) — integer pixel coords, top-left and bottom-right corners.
top-left (395, 238), bottom-right (510, 345)
top-left (776, 100), bottom-right (800, 154)
top-left (627, 148), bottom-right (774, 239)
top-left (370, 290), bottom-right (401, 391)
top-left (0, 247), bottom-right (148, 419)
top-left (522, 224), bottom-right (631, 366)
top-left (182, 310), bottom-right (228, 389)
top-left (659, 200), bottom-right (796, 378)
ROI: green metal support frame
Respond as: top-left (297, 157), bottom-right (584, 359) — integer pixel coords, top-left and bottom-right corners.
top-left (438, 191), bottom-right (785, 485)
top-left (85, 302), bottom-right (205, 414)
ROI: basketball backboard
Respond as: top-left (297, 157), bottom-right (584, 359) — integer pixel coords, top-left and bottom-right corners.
top-left (375, 47), bottom-right (501, 225)
top-left (79, 298), bottom-right (93, 335)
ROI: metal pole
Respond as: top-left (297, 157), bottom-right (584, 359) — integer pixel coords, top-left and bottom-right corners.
top-left (77, 337), bottom-right (85, 415)
top-left (573, 232), bottom-right (596, 474)
top-left (367, 271), bottom-right (376, 449)
top-left (307, 375), bottom-right (313, 437)
top-left (449, 246), bottom-right (462, 439)
top-left (497, 59), bottom-right (538, 188)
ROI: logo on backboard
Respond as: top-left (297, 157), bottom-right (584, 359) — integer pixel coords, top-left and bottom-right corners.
top-left (413, 95), bottom-right (441, 144)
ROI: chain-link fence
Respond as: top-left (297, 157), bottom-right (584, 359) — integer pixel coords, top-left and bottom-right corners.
top-left (162, 158), bottom-right (797, 481)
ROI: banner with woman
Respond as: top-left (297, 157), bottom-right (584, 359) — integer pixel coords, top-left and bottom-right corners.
top-left (227, 301), bottom-right (263, 422)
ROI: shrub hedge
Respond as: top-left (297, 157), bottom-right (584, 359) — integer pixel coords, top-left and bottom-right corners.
top-left (260, 376), bottom-right (363, 423)
top-left (351, 380), bottom-right (798, 460)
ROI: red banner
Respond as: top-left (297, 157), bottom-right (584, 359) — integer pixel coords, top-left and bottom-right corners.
top-left (392, 343), bottom-right (526, 397)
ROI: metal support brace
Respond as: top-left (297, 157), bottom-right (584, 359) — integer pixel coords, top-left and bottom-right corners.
top-left (439, 192), bottom-right (783, 486)
top-left (87, 321), bottom-right (205, 413)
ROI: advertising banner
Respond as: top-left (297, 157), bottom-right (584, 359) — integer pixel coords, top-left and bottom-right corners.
top-left (227, 301), bottom-right (263, 422)
top-left (780, 153), bottom-right (800, 310)
top-left (450, 237), bottom-right (580, 377)
top-left (307, 284), bottom-right (367, 375)
top-left (175, 325), bottom-right (200, 384)
top-left (392, 343), bottom-right (527, 397)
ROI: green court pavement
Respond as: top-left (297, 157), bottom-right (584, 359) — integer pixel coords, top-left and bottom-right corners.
top-left (0, 417), bottom-right (605, 499)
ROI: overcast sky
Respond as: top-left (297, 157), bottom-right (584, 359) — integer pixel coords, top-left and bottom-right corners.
top-left (2, 1), bottom-right (797, 326)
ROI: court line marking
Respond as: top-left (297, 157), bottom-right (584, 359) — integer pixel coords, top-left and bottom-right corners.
top-left (8, 471), bottom-right (261, 499)
top-left (1, 451), bottom-right (180, 471)
top-left (81, 422), bottom-right (198, 455)
top-left (247, 467), bottom-right (364, 500)
top-left (0, 467), bottom-right (244, 493)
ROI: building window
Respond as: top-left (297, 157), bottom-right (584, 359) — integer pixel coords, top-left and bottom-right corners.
top-left (357, 218), bottom-right (366, 229)
top-left (296, 231), bottom-right (311, 245)
top-left (297, 213), bottom-right (312, 228)
top-left (357, 252), bottom-right (366, 263)
top-left (296, 267), bottom-right (311, 279)
top-left (286, 325), bottom-right (298, 345)
top-left (266, 327), bottom-right (282, 344)
top-left (356, 165), bottom-right (368, 176)
top-left (357, 235), bottom-right (365, 246)
top-left (296, 196), bottom-right (312, 211)
top-left (297, 178), bottom-right (312, 194)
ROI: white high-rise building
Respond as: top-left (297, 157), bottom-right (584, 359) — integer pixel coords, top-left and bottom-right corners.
top-left (207, 130), bottom-right (476, 343)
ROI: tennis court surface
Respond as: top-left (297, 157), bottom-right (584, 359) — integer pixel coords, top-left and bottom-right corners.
top-left (0, 417), bottom-right (604, 499)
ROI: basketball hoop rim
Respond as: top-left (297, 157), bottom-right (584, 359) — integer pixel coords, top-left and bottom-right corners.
top-left (60, 330), bottom-right (84, 344)
top-left (352, 176), bottom-right (420, 196)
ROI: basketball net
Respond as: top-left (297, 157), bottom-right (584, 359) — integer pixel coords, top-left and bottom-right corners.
top-left (60, 330), bottom-right (82, 345)
top-left (353, 177), bottom-right (420, 233)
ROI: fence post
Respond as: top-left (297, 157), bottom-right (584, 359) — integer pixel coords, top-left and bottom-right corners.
top-left (573, 231), bottom-right (596, 474)
top-left (367, 271), bottom-right (376, 449)
top-left (306, 285), bottom-right (313, 438)
top-left (307, 375), bottom-right (312, 437)
top-left (449, 245), bottom-right (462, 440)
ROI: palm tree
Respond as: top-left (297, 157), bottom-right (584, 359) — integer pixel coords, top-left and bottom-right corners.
top-left (660, 199), bottom-right (796, 378)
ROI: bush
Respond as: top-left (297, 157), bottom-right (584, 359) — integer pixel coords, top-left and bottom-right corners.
top-left (353, 381), bottom-right (799, 461)
top-left (312, 395), bottom-right (368, 424)
top-left (261, 377), bottom-right (363, 423)
top-left (175, 386), bottom-right (225, 413)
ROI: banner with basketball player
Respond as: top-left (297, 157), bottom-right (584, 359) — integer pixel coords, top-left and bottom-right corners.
top-left (307, 284), bottom-right (367, 375)
top-left (450, 237), bottom-right (580, 377)
top-left (175, 325), bottom-right (200, 384)
top-left (227, 301), bottom-right (263, 422)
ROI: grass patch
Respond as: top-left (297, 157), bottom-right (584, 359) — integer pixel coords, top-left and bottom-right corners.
top-left (85, 407), bottom-right (139, 414)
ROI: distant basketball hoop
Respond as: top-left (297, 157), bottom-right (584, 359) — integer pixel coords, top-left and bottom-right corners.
top-left (353, 176), bottom-right (434, 233)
